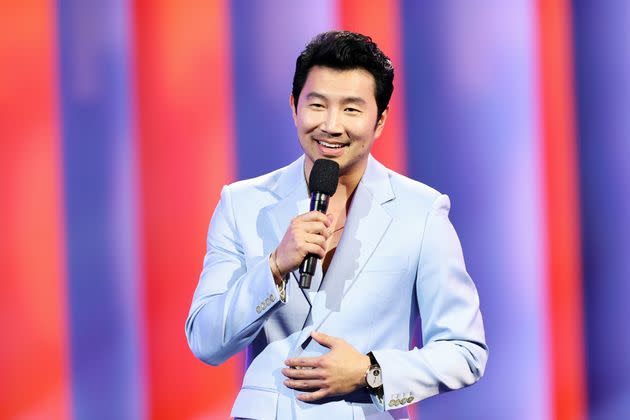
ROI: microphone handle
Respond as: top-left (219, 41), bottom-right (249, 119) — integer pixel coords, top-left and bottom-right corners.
top-left (299, 192), bottom-right (330, 288)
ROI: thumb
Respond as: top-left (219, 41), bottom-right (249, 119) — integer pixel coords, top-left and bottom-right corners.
top-left (311, 331), bottom-right (337, 348)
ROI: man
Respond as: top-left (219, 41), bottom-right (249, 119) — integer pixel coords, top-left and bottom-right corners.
top-left (186, 31), bottom-right (487, 419)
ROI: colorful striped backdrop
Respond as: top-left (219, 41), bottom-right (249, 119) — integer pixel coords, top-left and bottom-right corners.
top-left (2, 1), bottom-right (629, 419)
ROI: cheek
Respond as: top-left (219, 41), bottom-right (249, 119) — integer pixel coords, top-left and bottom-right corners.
top-left (347, 121), bottom-right (376, 142)
top-left (298, 112), bottom-right (323, 130)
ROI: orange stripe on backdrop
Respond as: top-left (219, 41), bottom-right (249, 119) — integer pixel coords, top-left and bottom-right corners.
top-left (338, 0), bottom-right (408, 174)
top-left (0, 2), bottom-right (70, 419)
top-left (132, 0), bottom-right (238, 418)
top-left (535, 1), bottom-right (587, 419)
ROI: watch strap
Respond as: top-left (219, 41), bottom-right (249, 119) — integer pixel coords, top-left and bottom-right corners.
top-left (368, 351), bottom-right (378, 366)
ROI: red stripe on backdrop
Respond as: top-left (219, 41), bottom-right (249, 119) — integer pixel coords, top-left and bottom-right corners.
top-left (0, 2), bottom-right (70, 419)
top-left (338, 0), bottom-right (408, 174)
top-left (133, 0), bottom-right (238, 418)
top-left (535, 1), bottom-right (587, 419)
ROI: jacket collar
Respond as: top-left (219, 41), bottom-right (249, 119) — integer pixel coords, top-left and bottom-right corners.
top-left (270, 154), bottom-right (395, 204)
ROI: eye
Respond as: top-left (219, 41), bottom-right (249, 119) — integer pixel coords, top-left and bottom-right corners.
top-left (345, 107), bottom-right (361, 113)
top-left (309, 103), bottom-right (325, 109)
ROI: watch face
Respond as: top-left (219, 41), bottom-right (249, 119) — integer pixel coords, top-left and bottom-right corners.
top-left (367, 365), bottom-right (383, 388)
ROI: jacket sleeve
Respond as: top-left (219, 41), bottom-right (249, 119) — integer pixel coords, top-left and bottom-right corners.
top-left (185, 185), bottom-right (285, 366)
top-left (371, 194), bottom-right (488, 410)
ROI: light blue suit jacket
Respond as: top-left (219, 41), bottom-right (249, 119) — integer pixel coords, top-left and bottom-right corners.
top-left (186, 155), bottom-right (487, 419)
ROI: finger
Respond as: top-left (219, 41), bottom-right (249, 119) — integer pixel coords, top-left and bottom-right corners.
top-left (303, 242), bottom-right (326, 259)
top-left (297, 389), bottom-right (329, 402)
top-left (285, 357), bottom-right (320, 368)
top-left (302, 233), bottom-right (326, 248)
top-left (281, 367), bottom-right (323, 380)
top-left (284, 379), bottom-right (325, 390)
top-left (298, 211), bottom-right (332, 227)
top-left (299, 221), bottom-right (331, 238)
top-left (311, 331), bottom-right (338, 348)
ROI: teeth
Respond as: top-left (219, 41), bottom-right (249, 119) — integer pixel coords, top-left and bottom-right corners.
top-left (317, 140), bottom-right (344, 148)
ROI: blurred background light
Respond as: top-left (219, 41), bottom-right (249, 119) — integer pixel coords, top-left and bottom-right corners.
top-left (2, 1), bottom-right (629, 419)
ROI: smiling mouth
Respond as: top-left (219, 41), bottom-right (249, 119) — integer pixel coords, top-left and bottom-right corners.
top-left (314, 139), bottom-right (348, 149)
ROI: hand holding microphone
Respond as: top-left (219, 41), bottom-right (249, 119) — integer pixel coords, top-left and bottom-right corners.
top-left (272, 159), bottom-right (340, 288)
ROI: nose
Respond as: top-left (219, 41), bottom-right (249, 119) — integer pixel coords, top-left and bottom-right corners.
top-left (321, 110), bottom-right (343, 137)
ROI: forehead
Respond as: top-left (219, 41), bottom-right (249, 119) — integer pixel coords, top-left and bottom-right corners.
top-left (300, 66), bottom-right (377, 104)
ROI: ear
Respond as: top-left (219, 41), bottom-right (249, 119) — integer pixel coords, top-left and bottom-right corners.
top-left (290, 94), bottom-right (298, 126)
top-left (373, 106), bottom-right (389, 139)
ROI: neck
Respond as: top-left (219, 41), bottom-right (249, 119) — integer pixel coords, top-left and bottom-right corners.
top-left (304, 157), bottom-right (368, 201)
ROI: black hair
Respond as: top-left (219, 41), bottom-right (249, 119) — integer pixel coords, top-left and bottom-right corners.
top-left (292, 31), bottom-right (394, 118)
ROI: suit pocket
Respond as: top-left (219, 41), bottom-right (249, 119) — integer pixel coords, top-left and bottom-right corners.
top-left (361, 255), bottom-right (409, 274)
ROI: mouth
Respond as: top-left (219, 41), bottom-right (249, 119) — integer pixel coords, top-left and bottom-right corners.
top-left (314, 139), bottom-right (348, 149)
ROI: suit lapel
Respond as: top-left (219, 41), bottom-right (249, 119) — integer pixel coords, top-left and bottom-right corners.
top-left (262, 156), bottom-right (314, 336)
top-left (292, 156), bottom-right (395, 354)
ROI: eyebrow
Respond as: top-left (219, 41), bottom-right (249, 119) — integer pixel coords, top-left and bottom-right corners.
top-left (305, 92), bottom-right (368, 106)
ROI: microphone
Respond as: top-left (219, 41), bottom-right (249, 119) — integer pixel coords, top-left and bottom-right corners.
top-left (299, 159), bottom-right (339, 289)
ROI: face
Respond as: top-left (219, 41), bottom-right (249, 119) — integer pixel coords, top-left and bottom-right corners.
top-left (291, 66), bottom-right (388, 181)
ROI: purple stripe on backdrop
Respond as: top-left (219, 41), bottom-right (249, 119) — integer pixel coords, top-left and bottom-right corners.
top-left (572, 1), bottom-right (630, 419)
top-left (401, 1), bottom-right (549, 418)
top-left (230, 0), bottom-right (337, 180)
top-left (56, 0), bottom-right (145, 418)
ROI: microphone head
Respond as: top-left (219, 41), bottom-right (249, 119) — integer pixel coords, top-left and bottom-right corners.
top-left (309, 159), bottom-right (339, 196)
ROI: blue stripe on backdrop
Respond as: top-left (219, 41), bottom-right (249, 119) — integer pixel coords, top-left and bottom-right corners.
top-left (56, 1), bottom-right (144, 418)
top-left (572, 2), bottom-right (630, 419)
top-left (401, 2), bottom-right (549, 418)
top-left (230, 0), bottom-right (337, 179)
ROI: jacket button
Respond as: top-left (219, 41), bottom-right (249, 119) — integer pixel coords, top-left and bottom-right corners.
top-left (256, 305), bottom-right (261, 313)
top-left (406, 396), bottom-right (413, 403)
top-left (270, 293), bottom-right (275, 302)
top-left (388, 400), bottom-right (394, 407)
